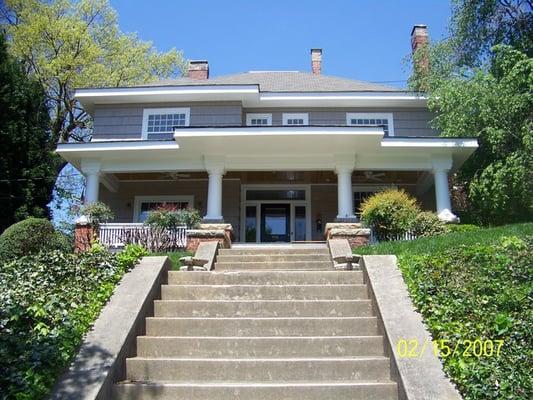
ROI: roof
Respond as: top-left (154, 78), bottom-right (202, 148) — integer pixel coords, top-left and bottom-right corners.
top-left (142, 71), bottom-right (403, 93)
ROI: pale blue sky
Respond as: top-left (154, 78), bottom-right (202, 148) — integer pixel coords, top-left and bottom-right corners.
top-left (109, 0), bottom-right (452, 87)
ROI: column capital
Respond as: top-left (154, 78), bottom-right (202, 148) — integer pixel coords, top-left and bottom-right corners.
top-left (334, 154), bottom-right (357, 174)
top-left (80, 159), bottom-right (101, 175)
top-left (430, 154), bottom-right (453, 172)
top-left (203, 154), bottom-right (226, 175)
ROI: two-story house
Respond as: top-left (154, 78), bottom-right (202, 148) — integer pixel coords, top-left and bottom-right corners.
top-left (58, 25), bottom-right (477, 243)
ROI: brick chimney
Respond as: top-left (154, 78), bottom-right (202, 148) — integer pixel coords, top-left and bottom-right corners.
top-left (311, 49), bottom-right (322, 75)
top-left (188, 60), bottom-right (209, 80)
top-left (411, 25), bottom-right (429, 74)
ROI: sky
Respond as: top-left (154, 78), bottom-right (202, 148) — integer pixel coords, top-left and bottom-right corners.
top-left (109, 0), bottom-right (452, 88)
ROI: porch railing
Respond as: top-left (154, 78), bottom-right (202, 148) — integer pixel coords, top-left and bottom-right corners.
top-left (98, 223), bottom-right (187, 251)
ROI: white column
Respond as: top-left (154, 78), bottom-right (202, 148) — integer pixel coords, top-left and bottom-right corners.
top-left (204, 169), bottom-right (224, 221)
top-left (84, 171), bottom-right (100, 204)
top-left (433, 169), bottom-right (458, 222)
top-left (336, 168), bottom-right (356, 220)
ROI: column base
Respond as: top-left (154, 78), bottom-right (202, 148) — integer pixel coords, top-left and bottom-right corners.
top-left (437, 209), bottom-right (459, 223)
top-left (335, 217), bottom-right (359, 223)
top-left (324, 222), bottom-right (370, 249)
top-left (201, 218), bottom-right (225, 223)
top-left (186, 223), bottom-right (234, 252)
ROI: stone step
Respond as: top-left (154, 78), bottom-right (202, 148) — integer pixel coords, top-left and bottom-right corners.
top-left (219, 248), bottom-right (329, 256)
top-left (160, 284), bottom-right (368, 301)
top-left (153, 299), bottom-right (372, 318)
top-left (125, 356), bottom-right (392, 382)
top-left (215, 261), bottom-right (333, 270)
top-left (145, 317), bottom-right (379, 336)
top-left (114, 381), bottom-right (398, 400)
top-left (168, 270), bottom-right (364, 285)
top-left (154, 299), bottom-right (373, 318)
top-left (216, 254), bottom-right (332, 263)
top-left (136, 336), bottom-right (386, 358)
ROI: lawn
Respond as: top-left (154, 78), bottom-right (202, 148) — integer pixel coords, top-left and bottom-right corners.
top-left (358, 223), bottom-right (533, 400)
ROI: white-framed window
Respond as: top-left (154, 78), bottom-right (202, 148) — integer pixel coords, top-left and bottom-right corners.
top-left (282, 113), bottom-right (309, 126)
top-left (353, 185), bottom-right (395, 215)
top-left (142, 108), bottom-right (190, 138)
top-left (246, 113), bottom-right (272, 126)
top-left (346, 113), bottom-right (394, 136)
top-left (133, 195), bottom-right (194, 222)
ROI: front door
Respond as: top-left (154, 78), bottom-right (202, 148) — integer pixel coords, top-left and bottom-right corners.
top-left (260, 204), bottom-right (291, 242)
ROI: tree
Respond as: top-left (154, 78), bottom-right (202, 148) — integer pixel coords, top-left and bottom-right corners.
top-left (429, 46), bottom-right (532, 224)
top-left (0, 34), bottom-right (57, 232)
top-left (2, 0), bottom-right (187, 144)
top-left (449, 0), bottom-right (533, 66)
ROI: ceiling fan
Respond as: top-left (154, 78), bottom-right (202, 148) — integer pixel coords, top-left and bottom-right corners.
top-left (162, 172), bottom-right (192, 180)
top-left (364, 171), bottom-right (386, 182)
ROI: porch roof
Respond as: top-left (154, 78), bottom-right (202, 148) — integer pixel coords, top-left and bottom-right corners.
top-left (57, 127), bottom-right (477, 175)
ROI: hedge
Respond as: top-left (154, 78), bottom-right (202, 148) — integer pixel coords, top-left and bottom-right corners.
top-left (0, 244), bottom-right (147, 399)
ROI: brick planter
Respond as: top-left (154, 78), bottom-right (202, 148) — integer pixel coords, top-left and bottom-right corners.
top-left (186, 224), bottom-right (233, 252)
top-left (74, 222), bottom-right (94, 252)
top-left (324, 223), bottom-right (370, 249)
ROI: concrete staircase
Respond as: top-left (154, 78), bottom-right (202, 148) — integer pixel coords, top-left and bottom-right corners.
top-left (114, 245), bottom-right (398, 399)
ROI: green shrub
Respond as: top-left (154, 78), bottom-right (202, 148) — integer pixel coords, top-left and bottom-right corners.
top-left (144, 207), bottom-right (201, 229)
top-left (0, 244), bottom-right (145, 399)
top-left (0, 218), bottom-right (67, 263)
top-left (445, 224), bottom-right (480, 234)
top-left (397, 236), bottom-right (532, 399)
top-left (360, 189), bottom-right (419, 240)
top-left (79, 201), bottom-right (114, 227)
top-left (411, 211), bottom-right (447, 237)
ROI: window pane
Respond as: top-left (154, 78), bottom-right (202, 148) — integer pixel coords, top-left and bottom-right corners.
top-left (294, 206), bottom-right (306, 241)
top-left (245, 206), bottom-right (257, 242)
top-left (246, 189), bottom-right (306, 201)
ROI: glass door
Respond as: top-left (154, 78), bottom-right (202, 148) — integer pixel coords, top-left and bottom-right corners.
top-left (260, 204), bottom-right (291, 242)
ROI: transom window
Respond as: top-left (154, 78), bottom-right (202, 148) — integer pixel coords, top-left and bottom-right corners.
top-left (283, 113), bottom-right (309, 126)
top-left (246, 113), bottom-right (272, 126)
top-left (142, 108), bottom-right (190, 138)
top-left (346, 113), bottom-right (394, 136)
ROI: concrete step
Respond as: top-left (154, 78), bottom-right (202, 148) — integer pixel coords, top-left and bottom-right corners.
top-left (145, 317), bottom-right (379, 336)
top-left (168, 270), bottom-right (364, 285)
top-left (215, 261), bottom-right (333, 270)
top-left (216, 254), bottom-right (332, 263)
top-left (154, 299), bottom-right (373, 318)
top-left (136, 336), bottom-right (386, 358)
top-left (160, 284), bottom-right (369, 300)
top-left (219, 248), bottom-right (329, 256)
top-left (125, 356), bottom-right (392, 382)
top-left (114, 381), bottom-right (398, 400)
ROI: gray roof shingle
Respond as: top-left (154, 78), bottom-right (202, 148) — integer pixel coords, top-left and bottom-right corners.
top-left (143, 71), bottom-right (402, 92)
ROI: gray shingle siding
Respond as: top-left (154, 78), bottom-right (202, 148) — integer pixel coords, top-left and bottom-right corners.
top-left (92, 102), bottom-right (243, 140)
top-left (92, 103), bottom-right (438, 140)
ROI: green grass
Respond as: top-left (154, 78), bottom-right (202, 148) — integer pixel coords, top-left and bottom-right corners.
top-left (357, 222), bottom-right (533, 256)
top-left (151, 250), bottom-right (192, 270)
top-left (358, 223), bottom-right (533, 399)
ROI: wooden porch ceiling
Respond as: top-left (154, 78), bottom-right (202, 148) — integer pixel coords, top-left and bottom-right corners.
top-left (113, 170), bottom-right (425, 185)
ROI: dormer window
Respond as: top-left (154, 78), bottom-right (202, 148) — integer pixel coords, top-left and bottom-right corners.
top-left (346, 113), bottom-right (394, 136)
top-left (142, 108), bottom-right (190, 139)
top-left (246, 113), bottom-right (272, 126)
top-left (283, 113), bottom-right (309, 126)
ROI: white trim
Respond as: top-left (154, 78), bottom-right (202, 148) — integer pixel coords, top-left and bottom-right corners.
top-left (57, 141), bottom-right (180, 152)
top-left (282, 113), bottom-right (309, 126)
top-left (246, 113), bottom-right (272, 126)
top-left (382, 138), bottom-right (478, 148)
top-left (133, 195), bottom-right (194, 222)
top-left (75, 85), bottom-right (259, 98)
top-left (240, 184), bottom-right (311, 243)
top-left (141, 107), bottom-right (190, 139)
top-left (347, 112), bottom-right (394, 136)
top-left (175, 126), bottom-right (383, 137)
